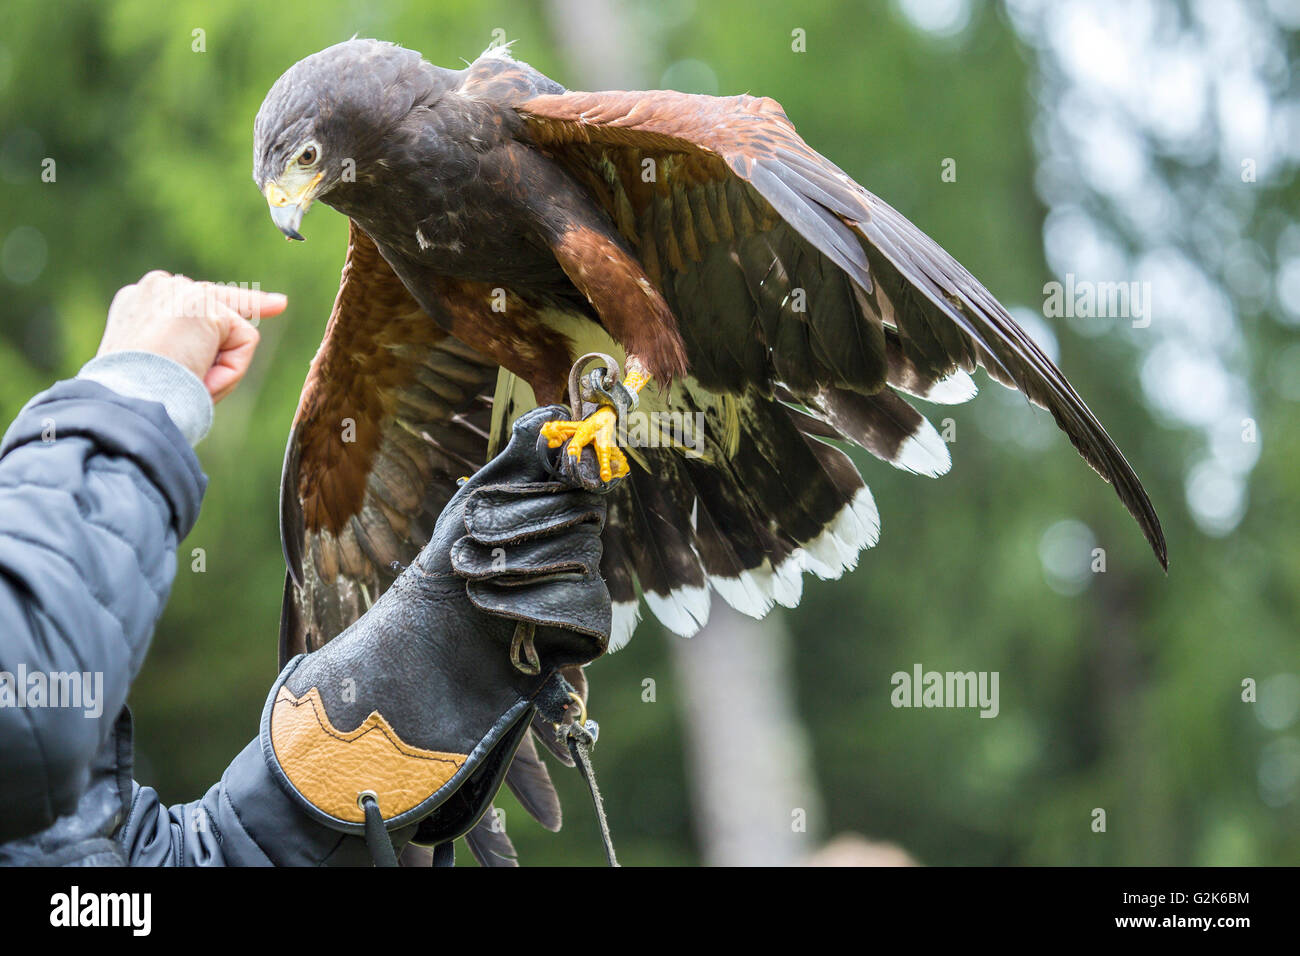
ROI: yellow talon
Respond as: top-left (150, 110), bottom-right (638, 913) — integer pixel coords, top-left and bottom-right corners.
top-left (541, 363), bottom-right (650, 484)
top-left (541, 405), bottom-right (629, 483)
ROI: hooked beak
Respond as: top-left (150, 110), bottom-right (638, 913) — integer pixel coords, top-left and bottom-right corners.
top-left (263, 173), bottom-right (323, 241)
top-left (268, 202), bottom-right (304, 241)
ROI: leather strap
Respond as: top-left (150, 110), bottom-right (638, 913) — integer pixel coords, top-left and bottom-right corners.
top-left (566, 725), bottom-right (618, 867)
top-left (361, 794), bottom-right (399, 867)
top-left (536, 672), bottom-right (619, 867)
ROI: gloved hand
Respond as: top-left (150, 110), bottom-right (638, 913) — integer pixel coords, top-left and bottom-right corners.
top-left (258, 406), bottom-right (610, 864)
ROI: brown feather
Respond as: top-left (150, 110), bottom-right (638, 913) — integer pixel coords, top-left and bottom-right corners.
top-left (279, 221), bottom-right (499, 654)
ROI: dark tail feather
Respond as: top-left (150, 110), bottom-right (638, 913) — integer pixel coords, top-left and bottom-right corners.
top-left (811, 385), bottom-right (951, 478)
top-left (602, 386), bottom-right (878, 646)
top-left (465, 808), bottom-right (519, 867)
top-left (505, 733), bottom-right (562, 832)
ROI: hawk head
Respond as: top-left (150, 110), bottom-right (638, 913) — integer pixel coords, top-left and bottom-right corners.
top-left (252, 38), bottom-right (440, 240)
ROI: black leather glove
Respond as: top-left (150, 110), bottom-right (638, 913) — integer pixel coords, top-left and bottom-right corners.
top-left (258, 406), bottom-right (610, 863)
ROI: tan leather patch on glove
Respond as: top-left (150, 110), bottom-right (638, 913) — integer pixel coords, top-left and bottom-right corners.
top-left (270, 686), bottom-right (467, 822)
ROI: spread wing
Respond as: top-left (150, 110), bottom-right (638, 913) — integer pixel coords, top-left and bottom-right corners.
top-left (278, 221), bottom-right (499, 661)
top-left (278, 221), bottom-right (573, 860)
top-left (514, 88), bottom-right (1167, 567)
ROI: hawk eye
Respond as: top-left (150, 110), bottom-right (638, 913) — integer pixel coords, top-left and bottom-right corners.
top-left (298, 146), bottom-right (317, 166)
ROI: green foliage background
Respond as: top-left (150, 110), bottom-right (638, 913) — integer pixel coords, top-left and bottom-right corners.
top-left (1, 0), bottom-right (1296, 865)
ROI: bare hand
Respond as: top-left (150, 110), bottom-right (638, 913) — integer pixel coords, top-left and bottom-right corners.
top-left (96, 271), bottom-right (288, 403)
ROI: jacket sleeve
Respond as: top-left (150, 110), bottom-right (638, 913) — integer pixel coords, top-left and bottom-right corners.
top-left (0, 379), bottom-right (206, 842)
top-left (0, 374), bottom-right (399, 864)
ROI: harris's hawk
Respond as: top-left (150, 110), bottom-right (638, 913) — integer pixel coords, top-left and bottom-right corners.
top-left (253, 39), bottom-right (1166, 858)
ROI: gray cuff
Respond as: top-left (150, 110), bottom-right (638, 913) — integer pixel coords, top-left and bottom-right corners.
top-left (77, 351), bottom-right (214, 447)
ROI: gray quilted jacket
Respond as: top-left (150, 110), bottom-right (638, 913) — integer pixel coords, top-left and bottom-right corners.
top-left (0, 356), bottom-right (373, 865)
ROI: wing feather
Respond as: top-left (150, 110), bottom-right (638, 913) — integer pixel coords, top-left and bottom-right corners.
top-left (279, 221), bottom-right (499, 657)
top-left (516, 88), bottom-right (1166, 566)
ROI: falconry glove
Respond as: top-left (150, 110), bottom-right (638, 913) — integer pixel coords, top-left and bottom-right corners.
top-left (258, 405), bottom-right (612, 865)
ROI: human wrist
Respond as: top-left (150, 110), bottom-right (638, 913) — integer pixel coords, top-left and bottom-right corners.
top-left (77, 351), bottom-right (214, 446)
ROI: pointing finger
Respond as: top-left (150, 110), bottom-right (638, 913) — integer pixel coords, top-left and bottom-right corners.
top-left (187, 281), bottom-right (288, 322)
